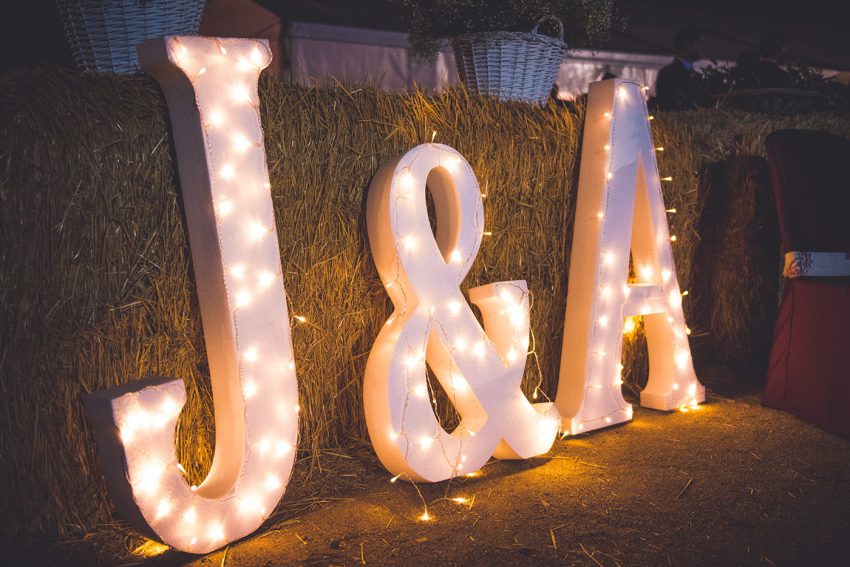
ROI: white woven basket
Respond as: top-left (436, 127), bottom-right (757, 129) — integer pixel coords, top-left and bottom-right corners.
top-left (57, 0), bottom-right (206, 74)
top-left (452, 16), bottom-right (567, 104)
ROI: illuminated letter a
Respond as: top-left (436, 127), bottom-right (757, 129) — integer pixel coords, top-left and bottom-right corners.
top-left (555, 79), bottom-right (705, 436)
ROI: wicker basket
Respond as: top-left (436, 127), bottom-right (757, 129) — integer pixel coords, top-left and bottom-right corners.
top-left (452, 16), bottom-right (567, 104)
top-left (57, 0), bottom-right (206, 74)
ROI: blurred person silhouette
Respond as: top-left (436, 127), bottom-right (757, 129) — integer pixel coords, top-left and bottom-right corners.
top-left (734, 29), bottom-right (791, 88)
top-left (654, 27), bottom-right (709, 111)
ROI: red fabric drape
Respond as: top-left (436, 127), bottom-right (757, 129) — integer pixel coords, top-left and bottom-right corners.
top-left (763, 130), bottom-right (850, 439)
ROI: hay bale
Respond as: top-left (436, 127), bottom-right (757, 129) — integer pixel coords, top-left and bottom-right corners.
top-left (1, 68), bottom-right (848, 543)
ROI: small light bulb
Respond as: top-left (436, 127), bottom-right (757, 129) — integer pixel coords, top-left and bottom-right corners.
top-left (248, 221), bottom-right (268, 241)
top-left (155, 498), bottom-right (172, 519)
top-left (473, 340), bottom-right (485, 359)
top-left (257, 270), bottom-right (275, 289)
top-left (235, 290), bottom-right (252, 308)
top-left (265, 474), bottom-right (282, 491)
top-left (231, 84), bottom-right (251, 104)
top-left (219, 164), bottom-right (235, 180)
top-left (207, 109), bottom-right (224, 128)
top-left (216, 199), bottom-right (233, 217)
top-left (232, 133), bottom-right (252, 153)
top-left (250, 46), bottom-right (264, 66)
top-left (236, 56), bottom-right (253, 72)
top-left (442, 156), bottom-right (461, 172)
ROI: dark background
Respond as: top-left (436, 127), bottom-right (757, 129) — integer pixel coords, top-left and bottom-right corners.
top-left (2, 1), bottom-right (848, 73)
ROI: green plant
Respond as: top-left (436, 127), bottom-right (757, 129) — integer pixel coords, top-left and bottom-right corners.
top-left (693, 63), bottom-right (850, 112)
top-left (397, 0), bottom-right (625, 60)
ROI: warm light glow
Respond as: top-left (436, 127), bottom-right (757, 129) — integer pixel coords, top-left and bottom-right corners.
top-left (231, 133), bottom-right (252, 153)
top-left (219, 163), bottom-right (235, 180)
top-left (248, 221), bottom-right (268, 241)
top-left (84, 37), bottom-right (299, 555)
top-left (257, 270), bottom-right (275, 289)
top-left (155, 498), bottom-right (172, 519)
top-left (231, 83), bottom-right (251, 104)
top-left (364, 143), bottom-right (558, 483)
top-left (554, 78), bottom-right (704, 437)
top-left (216, 199), bottom-right (233, 217)
top-left (207, 109), bottom-right (224, 128)
top-left (131, 539), bottom-right (171, 558)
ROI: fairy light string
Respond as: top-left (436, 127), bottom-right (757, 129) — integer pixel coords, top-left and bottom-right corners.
top-left (364, 142), bottom-right (560, 487)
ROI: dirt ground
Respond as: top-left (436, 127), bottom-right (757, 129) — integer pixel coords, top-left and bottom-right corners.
top-left (7, 385), bottom-right (850, 566)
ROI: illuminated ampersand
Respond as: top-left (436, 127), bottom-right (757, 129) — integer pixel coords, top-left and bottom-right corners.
top-left (555, 78), bottom-right (705, 436)
top-left (84, 37), bottom-right (298, 554)
top-left (365, 143), bottom-right (560, 483)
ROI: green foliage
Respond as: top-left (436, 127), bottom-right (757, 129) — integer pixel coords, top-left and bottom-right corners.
top-left (397, 0), bottom-right (625, 60)
top-left (695, 63), bottom-right (850, 111)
